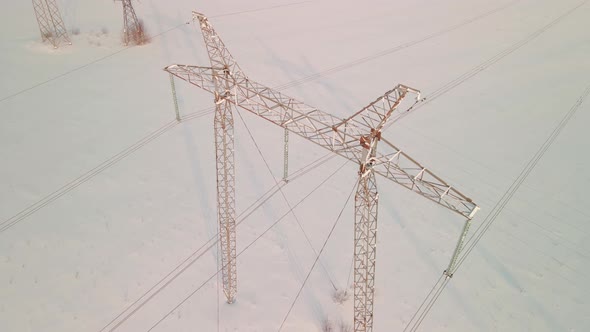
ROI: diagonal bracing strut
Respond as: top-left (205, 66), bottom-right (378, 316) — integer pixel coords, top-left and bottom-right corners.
top-left (165, 11), bottom-right (479, 332)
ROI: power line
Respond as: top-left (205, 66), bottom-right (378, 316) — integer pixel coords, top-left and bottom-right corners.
top-left (404, 81), bottom-right (590, 332)
top-left (102, 184), bottom-right (283, 332)
top-left (277, 179), bottom-right (358, 331)
top-left (423, 1), bottom-right (586, 105)
top-left (345, 250), bottom-right (355, 291)
top-left (235, 109), bottom-right (340, 291)
top-left (179, 0), bottom-right (521, 122)
top-left (0, 0), bottom-right (517, 232)
top-left (0, 97), bottom-right (334, 235)
top-left (0, 23), bottom-right (188, 104)
top-left (456, 83), bottom-right (590, 272)
top-left (0, 1), bottom-right (313, 104)
top-left (212, 1), bottom-right (313, 19)
top-left (120, 0), bottom-right (586, 329)
top-left (273, 0), bottom-right (521, 92)
top-left (145, 161), bottom-right (350, 332)
top-left (98, 152), bottom-right (337, 332)
top-left (0, 119), bottom-right (179, 233)
top-left (402, 4), bottom-right (590, 326)
top-left (409, 277), bottom-right (450, 332)
top-left (401, 274), bottom-right (444, 332)
top-left (385, 0), bottom-right (589, 133)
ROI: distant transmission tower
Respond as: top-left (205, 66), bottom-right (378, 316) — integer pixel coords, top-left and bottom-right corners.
top-left (32, 0), bottom-right (71, 48)
top-left (116, 0), bottom-right (145, 45)
top-left (165, 12), bottom-right (480, 331)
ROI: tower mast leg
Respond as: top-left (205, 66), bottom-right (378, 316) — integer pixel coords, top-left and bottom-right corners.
top-left (214, 95), bottom-right (237, 304)
top-left (354, 169), bottom-right (379, 332)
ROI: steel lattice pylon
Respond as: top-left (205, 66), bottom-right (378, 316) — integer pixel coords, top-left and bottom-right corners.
top-left (213, 71), bottom-right (238, 304)
top-left (354, 167), bottom-right (378, 331)
top-left (117, 0), bottom-right (145, 45)
top-left (32, 0), bottom-right (71, 49)
top-left (164, 11), bottom-right (479, 331)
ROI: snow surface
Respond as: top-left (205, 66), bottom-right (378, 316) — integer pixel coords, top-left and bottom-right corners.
top-left (1, 0), bottom-right (589, 331)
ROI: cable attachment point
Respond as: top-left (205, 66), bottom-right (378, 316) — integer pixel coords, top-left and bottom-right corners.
top-left (443, 270), bottom-right (453, 279)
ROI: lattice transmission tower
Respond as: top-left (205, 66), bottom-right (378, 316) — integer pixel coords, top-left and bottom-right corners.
top-left (165, 12), bottom-right (480, 332)
top-left (32, 0), bottom-right (71, 49)
top-left (116, 0), bottom-right (146, 45)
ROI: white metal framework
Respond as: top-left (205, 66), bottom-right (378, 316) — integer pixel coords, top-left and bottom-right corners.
top-left (354, 168), bottom-right (379, 331)
top-left (213, 66), bottom-right (238, 304)
top-left (165, 11), bottom-right (479, 331)
top-left (32, 0), bottom-right (71, 49)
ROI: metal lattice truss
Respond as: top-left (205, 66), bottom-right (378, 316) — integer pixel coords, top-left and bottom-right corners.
top-left (354, 165), bottom-right (379, 332)
top-left (165, 11), bottom-right (479, 332)
top-left (165, 63), bottom-right (478, 219)
top-left (214, 94), bottom-right (238, 304)
top-left (212, 46), bottom-right (239, 304)
top-left (117, 0), bottom-right (145, 45)
top-left (32, 0), bottom-right (71, 48)
top-left (195, 12), bottom-right (245, 81)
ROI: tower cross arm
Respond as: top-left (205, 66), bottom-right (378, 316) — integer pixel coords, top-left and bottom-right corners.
top-left (372, 137), bottom-right (479, 219)
top-left (164, 64), bottom-right (479, 219)
top-left (336, 84), bottom-right (422, 135)
top-left (165, 64), bottom-right (219, 95)
top-left (165, 64), bottom-right (347, 150)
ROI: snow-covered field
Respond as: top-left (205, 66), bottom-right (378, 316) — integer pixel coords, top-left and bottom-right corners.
top-left (1, 0), bottom-right (589, 331)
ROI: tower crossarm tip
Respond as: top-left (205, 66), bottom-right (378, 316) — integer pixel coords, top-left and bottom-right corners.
top-left (164, 64), bottom-right (220, 95)
top-left (192, 11), bottom-right (206, 21)
top-left (373, 137), bottom-right (479, 219)
top-left (334, 85), bottom-right (423, 140)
